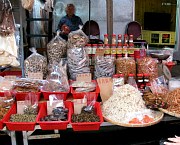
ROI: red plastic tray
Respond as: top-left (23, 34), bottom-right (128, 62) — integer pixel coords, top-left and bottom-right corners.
top-left (41, 89), bottom-right (70, 101)
top-left (37, 101), bottom-right (72, 130)
top-left (0, 104), bottom-right (15, 130)
top-left (71, 80), bottom-right (100, 100)
top-left (70, 102), bottom-right (103, 131)
top-left (15, 91), bottom-right (41, 101)
top-left (0, 71), bottom-right (22, 77)
top-left (4, 103), bottom-right (40, 131)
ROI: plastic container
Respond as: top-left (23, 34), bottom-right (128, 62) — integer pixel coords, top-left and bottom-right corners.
top-left (41, 89), bottom-right (70, 101)
top-left (15, 91), bottom-right (41, 101)
top-left (0, 104), bottom-right (15, 129)
top-left (4, 103), bottom-right (40, 131)
top-left (70, 102), bottom-right (103, 131)
top-left (71, 80), bottom-right (100, 100)
top-left (37, 101), bottom-right (72, 130)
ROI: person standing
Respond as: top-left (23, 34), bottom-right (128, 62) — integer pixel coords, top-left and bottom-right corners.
top-left (57, 3), bottom-right (83, 40)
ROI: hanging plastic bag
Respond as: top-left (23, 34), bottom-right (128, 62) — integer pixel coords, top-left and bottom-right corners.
top-left (24, 47), bottom-right (48, 79)
top-left (47, 31), bottom-right (67, 65)
top-left (21, 0), bottom-right (34, 12)
top-left (67, 26), bottom-right (89, 48)
top-left (0, 0), bottom-right (15, 36)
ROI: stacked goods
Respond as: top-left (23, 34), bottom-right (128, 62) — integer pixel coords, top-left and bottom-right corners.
top-left (102, 84), bottom-right (162, 125)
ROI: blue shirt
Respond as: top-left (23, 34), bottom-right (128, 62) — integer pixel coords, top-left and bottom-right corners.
top-left (58, 14), bottom-right (83, 32)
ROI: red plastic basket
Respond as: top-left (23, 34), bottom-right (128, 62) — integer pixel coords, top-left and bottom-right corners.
top-left (0, 71), bottom-right (22, 77)
top-left (71, 80), bottom-right (100, 100)
top-left (70, 102), bottom-right (103, 131)
top-left (0, 104), bottom-right (15, 129)
top-left (4, 103), bottom-right (40, 131)
top-left (15, 91), bottom-right (41, 101)
top-left (41, 89), bottom-right (70, 101)
top-left (37, 101), bottom-right (72, 130)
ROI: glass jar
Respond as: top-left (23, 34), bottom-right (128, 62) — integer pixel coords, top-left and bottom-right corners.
top-left (143, 73), bottom-right (150, 84)
top-left (104, 44), bottom-right (111, 55)
top-left (112, 34), bottom-right (116, 45)
top-left (137, 73), bottom-right (144, 88)
top-left (104, 34), bottom-right (108, 44)
top-left (128, 43), bottom-right (135, 58)
top-left (123, 43), bottom-right (128, 57)
top-left (98, 43), bottom-right (104, 49)
top-left (92, 44), bottom-right (98, 54)
top-left (85, 43), bottom-right (92, 54)
top-left (118, 34), bottom-right (122, 45)
top-left (117, 44), bottom-right (123, 55)
top-left (127, 73), bottom-right (137, 88)
top-left (129, 34), bottom-right (134, 43)
top-left (111, 44), bottom-right (117, 55)
top-left (113, 73), bottom-right (124, 89)
top-left (124, 34), bottom-right (128, 44)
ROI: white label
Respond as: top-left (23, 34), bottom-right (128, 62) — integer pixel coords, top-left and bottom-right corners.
top-left (28, 72), bottom-right (43, 80)
top-left (17, 101), bottom-right (25, 114)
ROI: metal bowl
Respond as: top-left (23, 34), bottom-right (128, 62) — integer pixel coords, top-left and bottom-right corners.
top-left (150, 53), bottom-right (170, 60)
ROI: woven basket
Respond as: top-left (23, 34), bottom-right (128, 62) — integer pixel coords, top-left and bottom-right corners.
top-left (159, 108), bottom-right (180, 118)
top-left (103, 111), bottom-right (164, 127)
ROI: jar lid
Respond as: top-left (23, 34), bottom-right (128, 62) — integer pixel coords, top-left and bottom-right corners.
top-left (128, 73), bottom-right (135, 77)
top-left (118, 34), bottom-right (122, 37)
top-left (137, 73), bottom-right (143, 77)
top-left (113, 74), bottom-right (119, 78)
top-left (118, 74), bottom-right (124, 77)
top-left (105, 44), bottom-right (110, 46)
top-left (92, 44), bottom-right (98, 46)
top-left (117, 44), bottom-right (122, 46)
top-left (112, 34), bottom-right (116, 36)
top-left (104, 34), bottom-right (108, 36)
top-left (143, 73), bottom-right (150, 77)
top-left (111, 44), bottom-right (116, 46)
top-left (86, 44), bottom-right (92, 46)
top-left (98, 44), bottom-right (103, 46)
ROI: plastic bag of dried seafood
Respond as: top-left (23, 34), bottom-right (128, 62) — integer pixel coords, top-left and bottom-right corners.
top-left (94, 55), bottom-right (115, 79)
top-left (24, 47), bottom-right (48, 79)
top-left (137, 56), bottom-right (158, 81)
top-left (115, 56), bottom-right (136, 82)
top-left (47, 31), bottom-right (67, 65)
top-left (67, 47), bottom-right (90, 80)
top-left (67, 26), bottom-right (89, 48)
top-left (42, 60), bottom-right (69, 92)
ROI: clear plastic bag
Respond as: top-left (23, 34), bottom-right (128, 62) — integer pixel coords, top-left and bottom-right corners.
top-left (24, 92), bottom-right (38, 115)
top-left (67, 26), bottom-right (89, 48)
top-left (116, 56), bottom-right (136, 82)
top-left (94, 55), bottom-right (115, 79)
top-left (67, 47), bottom-right (90, 80)
top-left (47, 32), bottom-right (67, 65)
top-left (137, 57), bottom-right (158, 81)
top-left (24, 47), bottom-right (48, 79)
top-left (42, 60), bottom-right (69, 92)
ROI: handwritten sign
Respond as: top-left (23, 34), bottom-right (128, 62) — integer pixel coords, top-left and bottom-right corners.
top-left (17, 101), bottom-right (25, 114)
top-left (97, 77), bottom-right (113, 103)
top-left (28, 72), bottom-right (43, 80)
top-left (76, 73), bottom-right (92, 82)
top-left (95, 48), bottom-right (104, 56)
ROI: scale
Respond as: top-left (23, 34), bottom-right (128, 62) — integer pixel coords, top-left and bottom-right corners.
top-left (150, 53), bottom-right (171, 80)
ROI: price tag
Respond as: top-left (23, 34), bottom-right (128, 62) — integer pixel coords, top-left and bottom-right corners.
top-left (17, 101), bottom-right (25, 114)
top-left (76, 73), bottom-right (92, 82)
top-left (28, 72), bottom-right (43, 80)
top-left (97, 77), bottom-right (113, 102)
top-left (4, 75), bottom-right (17, 80)
top-left (95, 48), bottom-right (104, 56)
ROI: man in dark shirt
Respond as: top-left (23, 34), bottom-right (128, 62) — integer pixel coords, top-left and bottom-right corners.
top-left (57, 3), bottom-right (83, 40)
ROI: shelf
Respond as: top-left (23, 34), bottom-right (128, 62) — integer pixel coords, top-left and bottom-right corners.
top-left (26, 18), bottom-right (53, 21)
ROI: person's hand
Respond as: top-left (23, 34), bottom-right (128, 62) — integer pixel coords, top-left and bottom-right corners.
top-left (164, 135), bottom-right (180, 145)
top-left (61, 24), bottom-right (70, 34)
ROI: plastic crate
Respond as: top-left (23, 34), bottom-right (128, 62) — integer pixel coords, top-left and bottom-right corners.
top-left (71, 80), bottom-right (100, 100)
top-left (0, 71), bottom-right (22, 77)
top-left (37, 101), bottom-right (72, 130)
top-left (0, 104), bottom-right (15, 130)
top-left (15, 91), bottom-right (41, 101)
top-left (41, 89), bottom-right (70, 101)
top-left (4, 103), bottom-right (40, 131)
top-left (70, 102), bottom-right (103, 131)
